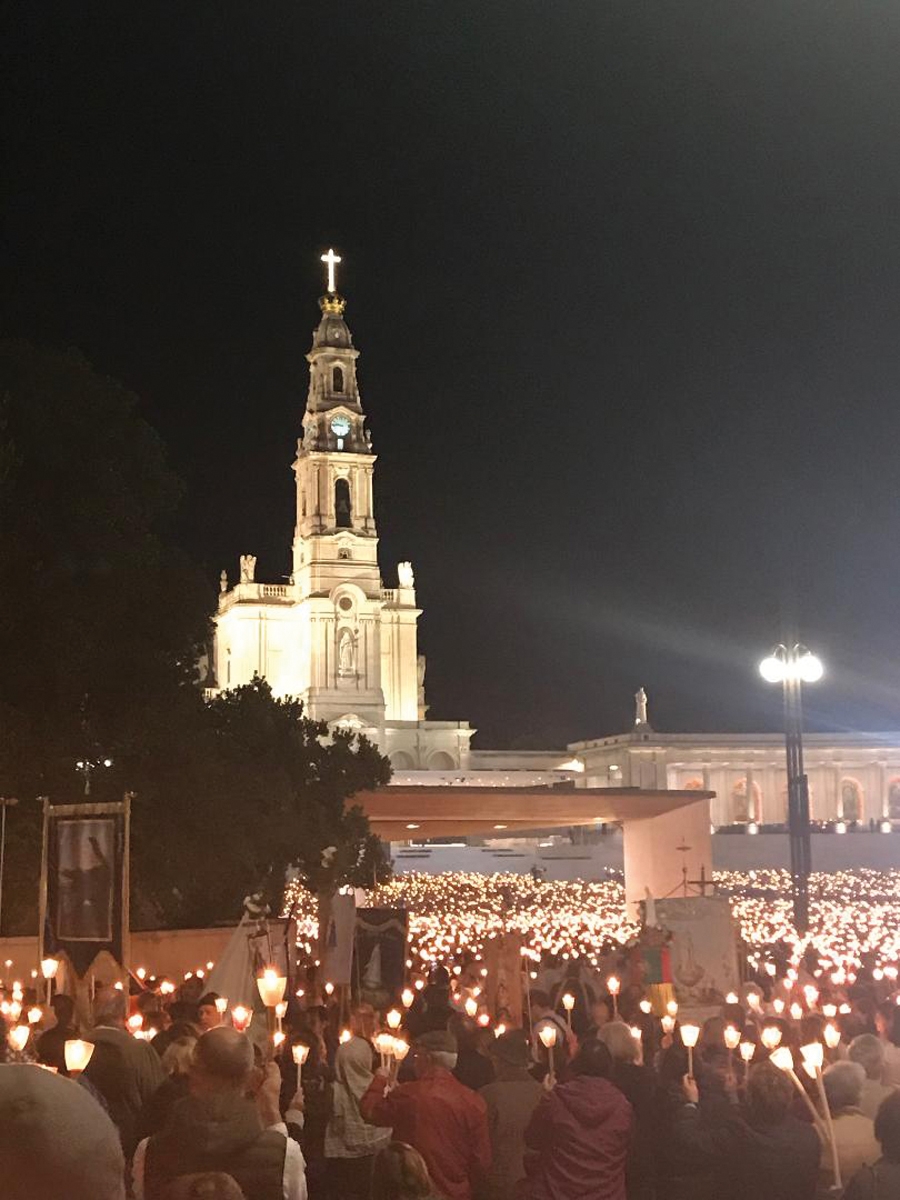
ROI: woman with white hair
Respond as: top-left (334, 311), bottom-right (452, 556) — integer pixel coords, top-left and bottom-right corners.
top-left (598, 1023), bottom-right (657, 1200)
top-left (325, 1034), bottom-right (392, 1200)
top-left (821, 1060), bottom-right (881, 1190)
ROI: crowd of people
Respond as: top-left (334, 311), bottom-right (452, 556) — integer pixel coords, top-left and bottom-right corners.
top-left (4, 954), bottom-right (900, 1199)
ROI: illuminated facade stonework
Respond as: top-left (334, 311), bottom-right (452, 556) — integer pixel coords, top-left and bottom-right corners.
top-left (210, 269), bottom-right (473, 771)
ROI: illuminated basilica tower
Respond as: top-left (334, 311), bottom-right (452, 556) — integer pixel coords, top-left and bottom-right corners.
top-left (211, 251), bottom-right (473, 770)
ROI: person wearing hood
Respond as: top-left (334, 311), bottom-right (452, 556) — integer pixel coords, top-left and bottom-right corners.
top-left (132, 1026), bottom-right (307, 1200)
top-left (324, 1033), bottom-right (392, 1199)
top-left (478, 1029), bottom-right (543, 1200)
top-left (730, 1061), bottom-right (819, 1200)
top-left (520, 1038), bottom-right (632, 1200)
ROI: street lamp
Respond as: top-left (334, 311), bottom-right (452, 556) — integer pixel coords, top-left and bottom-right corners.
top-left (759, 644), bottom-right (824, 934)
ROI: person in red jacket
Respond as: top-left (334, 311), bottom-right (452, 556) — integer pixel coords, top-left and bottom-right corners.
top-left (360, 1028), bottom-right (491, 1200)
top-left (520, 1038), bottom-right (633, 1200)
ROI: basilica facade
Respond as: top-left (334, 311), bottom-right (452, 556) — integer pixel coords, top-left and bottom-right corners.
top-left (210, 255), bottom-right (900, 837)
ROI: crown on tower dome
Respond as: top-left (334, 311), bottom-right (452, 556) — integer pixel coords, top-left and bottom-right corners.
top-left (319, 292), bottom-right (346, 315)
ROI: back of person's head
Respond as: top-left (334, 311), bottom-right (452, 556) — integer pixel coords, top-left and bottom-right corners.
top-left (571, 1038), bottom-right (613, 1080)
top-left (162, 1036), bottom-right (198, 1078)
top-left (93, 992), bottom-right (128, 1029)
top-left (850, 1033), bottom-right (885, 1081)
top-left (350, 1002), bottom-right (377, 1040)
top-left (746, 1061), bottom-right (793, 1125)
top-left (160, 1173), bottom-right (246, 1199)
top-left (599, 1021), bottom-right (640, 1065)
top-left (530, 990), bottom-right (552, 1013)
top-left (192, 1027), bottom-right (253, 1090)
top-left (0, 1063), bottom-right (125, 1200)
top-left (51, 993), bottom-right (76, 1027)
top-left (372, 1141), bottom-right (436, 1200)
top-left (413, 1029), bottom-right (458, 1073)
top-left (168, 1000), bottom-right (200, 1026)
top-left (823, 1060), bottom-right (866, 1111)
top-left (875, 1091), bottom-right (900, 1162)
top-left (448, 1012), bottom-right (478, 1049)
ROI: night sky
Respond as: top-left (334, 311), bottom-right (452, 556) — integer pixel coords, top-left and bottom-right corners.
top-left (4, 3), bottom-right (900, 747)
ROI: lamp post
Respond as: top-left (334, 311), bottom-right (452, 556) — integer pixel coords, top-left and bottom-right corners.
top-left (759, 644), bottom-right (824, 934)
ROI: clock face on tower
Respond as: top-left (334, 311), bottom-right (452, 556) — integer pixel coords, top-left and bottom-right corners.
top-left (330, 415), bottom-right (351, 439)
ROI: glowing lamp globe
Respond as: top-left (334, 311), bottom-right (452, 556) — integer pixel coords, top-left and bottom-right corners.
top-left (759, 656), bottom-right (785, 683)
top-left (724, 1026), bottom-right (742, 1050)
top-left (8, 1025), bottom-right (29, 1052)
top-left (40, 958), bottom-right (60, 981)
top-left (386, 1009), bottom-right (402, 1030)
top-left (257, 969), bottom-right (287, 1008)
top-left (680, 1024), bottom-right (700, 1049)
top-left (739, 1042), bottom-right (756, 1063)
top-left (770, 1047), bottom-right (794, 1072)
top-left (798, 653), bottom-right (824, 682)
top-left (800, 1042), bottom-right (824, 1071)
top-left (538, 1023), bottom-right (558, 1049)
top-left (760, 1026), bottom-right (782, 1050)
top-left (292, 1043), bottom-right (310, 1066)
top-left (231, 1006), bottom-right (252, 1033)
top-left (64, 1039), bottom-right (94, 1073)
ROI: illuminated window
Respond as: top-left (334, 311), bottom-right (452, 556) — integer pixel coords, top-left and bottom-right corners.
top-left (335, 478), bottom-right (352, 528)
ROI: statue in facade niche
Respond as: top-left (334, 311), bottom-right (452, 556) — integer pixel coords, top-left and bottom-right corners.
top-left (417, 655), bottom-right (427, 689)
top-left (338, 628), bottom-right (356, 675)
top-left (239, 555), bottom-right (257, 583)
top-left (397, 561), bottom-right (415, 589)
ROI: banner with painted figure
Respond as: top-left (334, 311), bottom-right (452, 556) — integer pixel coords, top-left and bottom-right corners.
top-left (323, 891), bottom-right (357, 986)
top-left (483, 932), bottom-right (524, 1027)
top-left (41, 799), bottom-right (130, 977)
top-left (353, 907), bottom-right (408, 1001)
top-left (654, 895), bottom-right (739, 1009)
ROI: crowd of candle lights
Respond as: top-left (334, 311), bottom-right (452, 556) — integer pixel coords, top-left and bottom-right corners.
top-left (284, 867), bottom-right (900, 977)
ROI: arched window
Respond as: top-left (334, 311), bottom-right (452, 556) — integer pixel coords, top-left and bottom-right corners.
top-left (840, 778), bottom-right (863, 823)
top-left (335, 478), bottom-right (352, 528)
top-left (390, 751), bottom-right (415, 770)
top-left (333, 366), bottom-right (344, 392)
top-left (428, 750), bottom-right (456, 770)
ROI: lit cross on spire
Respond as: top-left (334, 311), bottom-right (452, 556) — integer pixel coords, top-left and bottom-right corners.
top-left (321, 248), bottom-right (342, 295)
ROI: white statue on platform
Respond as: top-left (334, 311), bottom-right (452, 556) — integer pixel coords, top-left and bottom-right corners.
top-left (239, 555), bottom-right (257, 583)
top-left (635, 686), bottom-right (649, 727)
top-left (397, 561), bottom-right (415, 589)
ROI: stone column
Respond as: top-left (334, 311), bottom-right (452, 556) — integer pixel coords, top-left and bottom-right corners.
top-left (745, 768), bottom-right (755, 823)
top-left (834, 765), bottom-right (842, 820)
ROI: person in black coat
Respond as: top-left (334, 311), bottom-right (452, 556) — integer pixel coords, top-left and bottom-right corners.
top-left (732, 1061), bottom-right (819, 1200)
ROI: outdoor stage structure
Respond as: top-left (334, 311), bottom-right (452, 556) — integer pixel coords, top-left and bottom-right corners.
top-left (356, 785), bottom-right (715, 911)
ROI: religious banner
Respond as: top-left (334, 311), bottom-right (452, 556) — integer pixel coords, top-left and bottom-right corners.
top-left (353, 907), bottom-right (407, 1000)
top-left (654, 895), bottom-right (739, 1009)
top-left (39, 797), bottom-right (130, 977)
top-left (323, 891), bottom-right (357, 986)
top-left (483, 932), bottom-right (524, 1027)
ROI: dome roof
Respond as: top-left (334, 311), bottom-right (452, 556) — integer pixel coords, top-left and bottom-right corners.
top-left (313, 310), bottom-right (354, 349)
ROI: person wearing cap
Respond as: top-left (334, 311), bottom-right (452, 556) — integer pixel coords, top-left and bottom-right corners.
top-left (360, 1028), bottom-right (491, 1200)
top-left (479, 1030), bottom-right (542, 1200)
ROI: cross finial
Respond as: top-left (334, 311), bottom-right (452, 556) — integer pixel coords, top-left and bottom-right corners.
top-left (321, 248), bottom-right (342, 295)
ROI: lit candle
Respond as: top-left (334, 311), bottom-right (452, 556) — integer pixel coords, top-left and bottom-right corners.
top-left (680, 1023), bottom-right (700, 1076)
top-left (386, 1009), bottom-right (402, 1030)
top-left (231, 1006), bottom-right (252, 1033)
top-left (257, 968), bottom-right (287, 1008)
top-left (64, 1039), bottom-right (94, 1073)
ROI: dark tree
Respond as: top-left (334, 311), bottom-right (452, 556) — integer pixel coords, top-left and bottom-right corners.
top-left (127, 678), bottom-right (392, 928)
